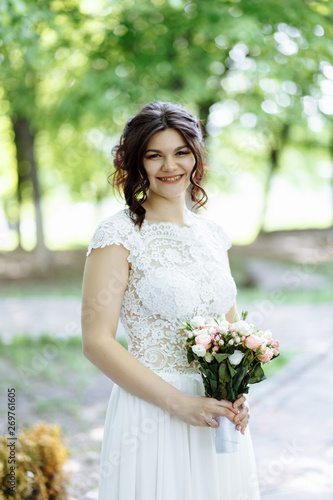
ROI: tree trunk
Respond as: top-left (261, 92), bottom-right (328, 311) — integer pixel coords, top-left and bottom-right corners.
top-left (13, 117), bottom-right (50, 267)
top-left (330, 128), bottom-right (333, 228)
top-left (258, 125), bottom-right (289, 234)
top-left (13, 121), bottom-right (25, 250)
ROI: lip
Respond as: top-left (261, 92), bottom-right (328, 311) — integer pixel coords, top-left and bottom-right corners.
top-left (157, 174), bottom-right (185, 184)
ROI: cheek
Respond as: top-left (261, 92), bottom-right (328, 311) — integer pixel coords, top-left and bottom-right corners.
top-left (186, 157), bottom-right (196, 174)
top-left (143, 162), bottom-right (159, 179)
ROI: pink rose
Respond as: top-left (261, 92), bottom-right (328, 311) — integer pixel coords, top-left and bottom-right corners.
top-left (257, 349), bottom-right (274, 363)
top-left (273, 348), bottom-right (279, 356)
top-left (229, 324), bottom-right (239, 333)
top-left (213, 346), bottom-right (219, 352)
top-left (243, 334), bottom-right (263, 352)
top-left (273, 340), bottom-right (280, 348)
top-left (260, 344), bottom-right (267, 355)
top-left (195, 333), bottom-right (212, 350)
top-left (216, 326), bottom-right (228, 334)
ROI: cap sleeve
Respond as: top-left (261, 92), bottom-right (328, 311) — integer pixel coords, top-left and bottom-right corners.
top-left (86, 209), bottom-right (137, 260)
top-left (205, 219), bottom-right (232, 251)
top-left (216, 224), bottom-right (232, 251)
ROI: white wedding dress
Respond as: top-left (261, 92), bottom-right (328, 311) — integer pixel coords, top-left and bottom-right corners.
top-left (87, 207), bottom-right (260, 500)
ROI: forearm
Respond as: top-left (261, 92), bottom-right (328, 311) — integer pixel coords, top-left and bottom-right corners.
top-left (83, 336), bottom-right (185, 414)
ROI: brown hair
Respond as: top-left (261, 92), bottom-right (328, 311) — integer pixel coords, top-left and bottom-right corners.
top-left (110, 101), bottom-right (208, 227)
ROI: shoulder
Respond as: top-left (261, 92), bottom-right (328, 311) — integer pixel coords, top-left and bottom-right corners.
top-left (193, 213), bottom-right (233, 251)
top-left (86, 208), bottom-right (137, 257)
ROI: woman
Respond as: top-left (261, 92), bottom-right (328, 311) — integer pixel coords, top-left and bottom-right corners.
top-left (81, 101), bottom-right (260, 499)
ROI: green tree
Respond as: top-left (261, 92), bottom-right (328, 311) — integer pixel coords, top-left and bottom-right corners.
top-left (1, 0), bottom-right (332, 253)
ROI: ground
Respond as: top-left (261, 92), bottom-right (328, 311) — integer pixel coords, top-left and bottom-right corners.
top-left (0, 230), bottom-right (332, 499)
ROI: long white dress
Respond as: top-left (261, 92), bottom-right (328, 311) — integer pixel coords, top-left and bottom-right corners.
top-left (86, 207), bottom-right (260, 500)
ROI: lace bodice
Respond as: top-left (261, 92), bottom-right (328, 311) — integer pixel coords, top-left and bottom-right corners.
top-left (86, 208), bottom-right (237, 378)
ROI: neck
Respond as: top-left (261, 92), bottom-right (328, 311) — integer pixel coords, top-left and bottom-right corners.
top-left (142, 192), bottom-right (190, 226)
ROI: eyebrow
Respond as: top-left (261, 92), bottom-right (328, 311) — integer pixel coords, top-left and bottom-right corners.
top-left (145, 145), bottom-right (189, 153)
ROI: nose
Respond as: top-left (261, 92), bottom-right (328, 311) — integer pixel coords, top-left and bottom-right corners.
top-left (162, 154), bottom-right (178, 172)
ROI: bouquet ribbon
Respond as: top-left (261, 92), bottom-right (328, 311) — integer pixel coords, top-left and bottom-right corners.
top-left (214, 416), bottom-right (239, 453)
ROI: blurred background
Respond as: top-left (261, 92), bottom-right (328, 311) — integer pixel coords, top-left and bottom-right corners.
top-left (0, 0), bottom-right (332, 499)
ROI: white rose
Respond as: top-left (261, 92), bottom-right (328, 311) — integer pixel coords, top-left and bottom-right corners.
top-left (198, 327), bottom-right (210, 334)
top-left (205, 352), bottom-right (214, 363)
top-left (190, 316), bottom-right (205, 329)
top-left (228, 349), bottom-right (245, 366)
top-left (263, 329), bottom-right (272, 339)
top-left (191, 344), bottom-right (206, 357)
top-left (218, 320), bottom-right (230, 329)
top-left (232, 320), bottom-right (252, 336)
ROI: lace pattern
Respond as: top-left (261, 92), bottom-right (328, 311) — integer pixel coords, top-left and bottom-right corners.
top-left (87, 208), bottom-right (237, 377)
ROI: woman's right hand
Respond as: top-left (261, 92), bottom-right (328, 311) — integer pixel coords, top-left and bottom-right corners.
top-left (172, 393), bottom-right (239, 428)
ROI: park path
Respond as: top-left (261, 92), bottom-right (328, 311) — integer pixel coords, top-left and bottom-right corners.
top-left (1, 297), bottom-right (332, 499)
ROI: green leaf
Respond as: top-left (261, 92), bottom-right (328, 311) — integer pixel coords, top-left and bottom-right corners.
top-left (227, 360), bottom-right (237, 378)
top-left (233, 366), bottom-right (249, 396)
top-left (205, 368), bottom-right (216, 379)
top-left (187, 352), bottom-right (194, 364)
top-left (249, 363), bottom-right (266, 384)
top-left (218, 362), bottom-right (230, 383)
top-left (210, 379), bottom-right (218, 392)
top-left (215, 353), bottom-right (230, 363)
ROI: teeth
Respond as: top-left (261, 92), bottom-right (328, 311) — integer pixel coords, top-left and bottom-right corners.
top-left (160, 175), bottom-right (182, 181)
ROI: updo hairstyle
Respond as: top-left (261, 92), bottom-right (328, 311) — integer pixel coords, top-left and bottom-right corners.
top-left (110, 101), bottom-right (208, 227)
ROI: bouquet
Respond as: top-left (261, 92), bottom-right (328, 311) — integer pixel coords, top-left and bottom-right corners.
top-left (181, 310), bottom-right (280, 453)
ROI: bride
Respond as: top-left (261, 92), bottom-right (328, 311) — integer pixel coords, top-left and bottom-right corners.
top-left (81, 101), bottom-right (260, 499)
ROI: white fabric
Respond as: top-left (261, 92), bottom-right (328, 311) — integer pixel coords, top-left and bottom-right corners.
top-left (87, 208), bottom-right (260, 499)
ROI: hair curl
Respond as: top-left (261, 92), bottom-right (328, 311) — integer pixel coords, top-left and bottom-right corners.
top-left (110, 101), bottom-right (208, 227)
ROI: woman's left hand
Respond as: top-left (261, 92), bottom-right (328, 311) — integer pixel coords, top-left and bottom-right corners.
top-left (232, 395), bottom-right (250, 435)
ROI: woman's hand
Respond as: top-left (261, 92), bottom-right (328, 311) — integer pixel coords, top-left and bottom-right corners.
top-left (233, 395), bottom-right (250, 435)
top-left (173, 394), bottom-right (239, 427)
top-left (173, 393), bottom-right (250, 433)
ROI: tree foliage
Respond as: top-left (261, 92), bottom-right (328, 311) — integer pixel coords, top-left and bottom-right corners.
top-left (0, 0), bottom-right (332, 249)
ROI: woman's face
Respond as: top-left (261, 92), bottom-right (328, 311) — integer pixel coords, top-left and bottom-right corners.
top-left (142, 128), bottom-right (196, 201)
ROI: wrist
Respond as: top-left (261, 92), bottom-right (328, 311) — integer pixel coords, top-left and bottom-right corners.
top-left (164, 389), bottom-right (187, 416)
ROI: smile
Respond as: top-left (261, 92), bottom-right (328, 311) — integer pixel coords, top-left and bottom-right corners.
top-left (157, 174), bottom-right (184, 183)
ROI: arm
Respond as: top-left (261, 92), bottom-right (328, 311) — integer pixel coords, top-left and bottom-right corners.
top-left (225, 301), bottom-right (237, 323)
top-left (81, 244), bottom-right (241, 427)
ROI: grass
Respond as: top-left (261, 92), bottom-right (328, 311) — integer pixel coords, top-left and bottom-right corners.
top-left (0, 276), bottom-right (83, 298)
top-left (237, 286), bottom-right (333, 304)
top-left (0, 333), bottom-right (127, 391)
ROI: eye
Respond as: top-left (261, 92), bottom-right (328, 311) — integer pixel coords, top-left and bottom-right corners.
top-left (146, 153), bottom-right (161, 159)
top-left (176, 150), bottom-right (190, 156)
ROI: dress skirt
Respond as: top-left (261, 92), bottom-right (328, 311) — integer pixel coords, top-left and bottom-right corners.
top-left (97, 372), bottom-right (261, 500)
